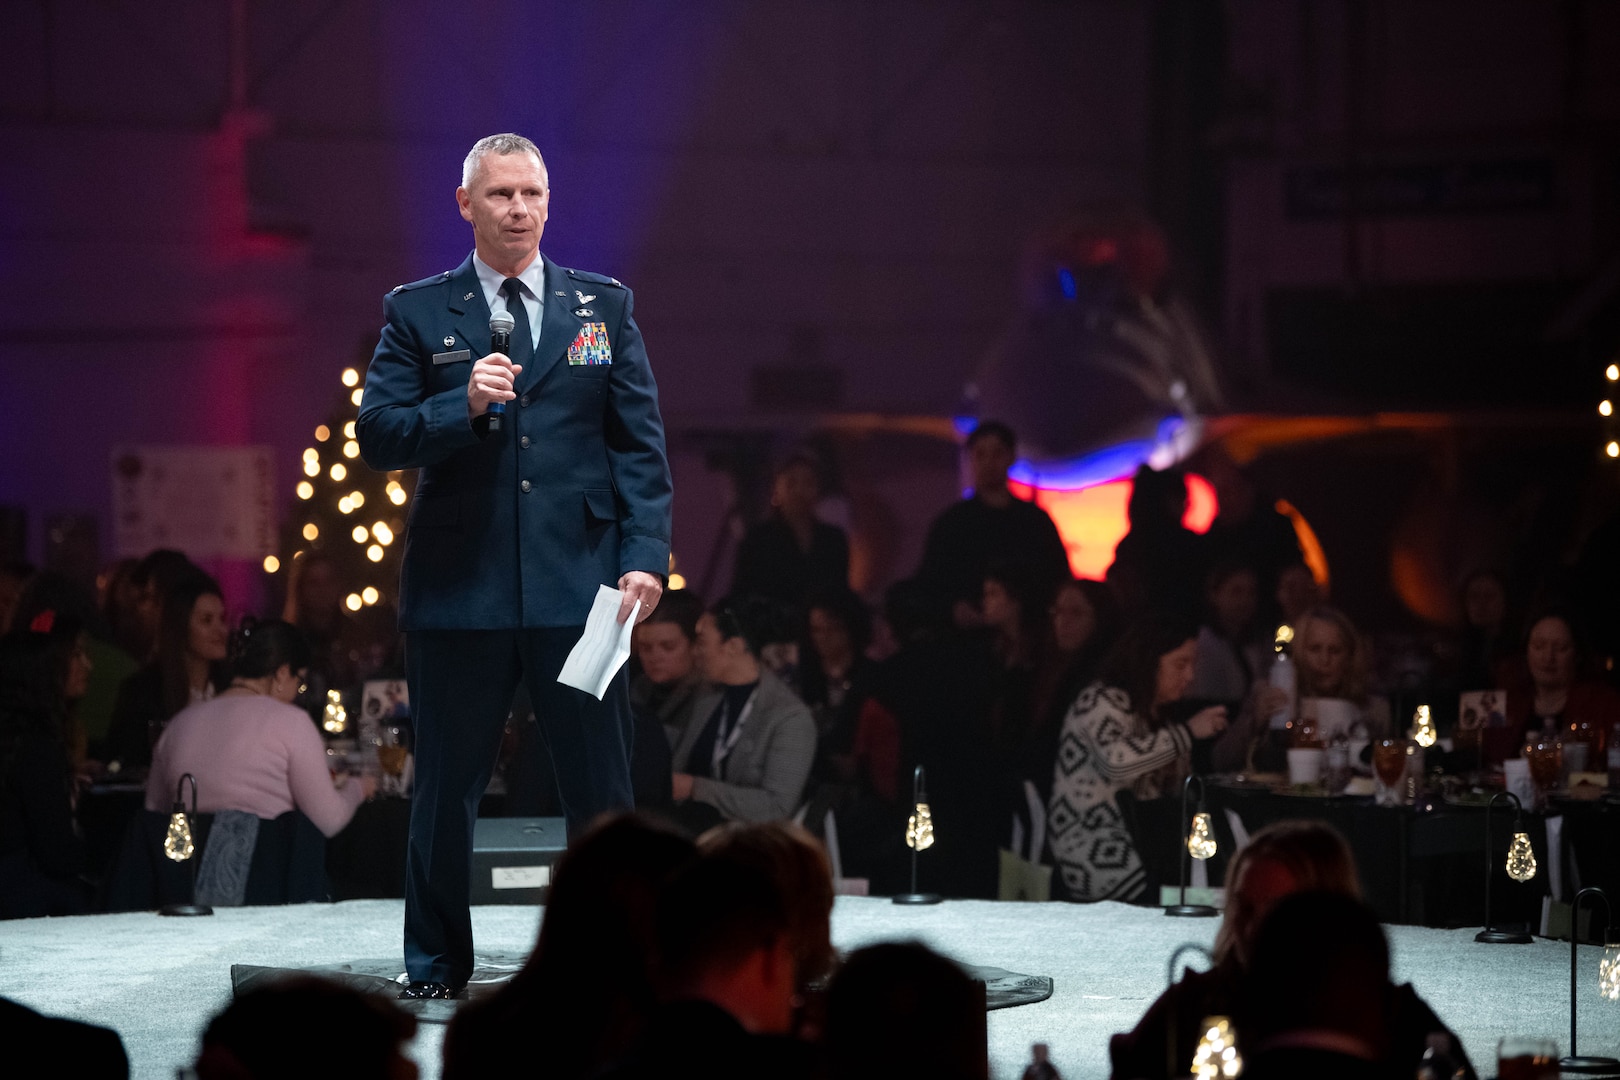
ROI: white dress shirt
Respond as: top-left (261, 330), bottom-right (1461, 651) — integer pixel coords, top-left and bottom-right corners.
top-left (471, 252), bottom-right (544, 352)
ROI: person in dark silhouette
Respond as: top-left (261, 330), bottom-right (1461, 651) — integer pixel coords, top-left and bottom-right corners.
top-left (731, 454), bottom-right (850, 610)
top-left (822, 942), bottom-right (989, 1080)
top-left (1106, 464), bottom-right (1207, 621)
top-left (192, 975), bottom-right (415, 1080)
top-left (916, 421), bottom-right (1069, 629)
top-left (443, 814), bottom-right (696, 1080)
top-left (601, 849), bottom-right (814, 1079)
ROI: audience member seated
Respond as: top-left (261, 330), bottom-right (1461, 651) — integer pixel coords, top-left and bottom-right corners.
top-left (1237, 892), bottom-right (1441, 1080)
top-left (0, 616), bottom-right (94, 918)
top-left (192, 975), bottom-right (415, 1080)
top-left (1047, 613), bottom-right (1227, 902)
top-left (697, 821), bottom-right (838, 1020)
top-left (731, 453), bottom-right (851, 610)
top-left (281, 551), bottom-right (378, 717)
top-left (1451, 568), bottom-right (1517, 693)
top-left (14, 573), bottom-right (137, 774)
top-left (600, 852), bottom-right (814, 1079)
top-left (803, 585), bottom-right (916, 890)
top-left (1012, 579), bottom-right (1124, 809)
top-left (1213, 604), bottom-right (1390, 773)
top-left (982, 562), bottom-right (1070, 855)
top-left (1294, 606), bottom-right (1392, 740)
top-left (1108, 820), bottom-right (1473, 1080)
top-left (443, 814), bottom-right (696, 1080)
top-left (98, 557), bottom-right (146, 662)
top-left (1189, 561), bottom-right (1264, 713)
top-left (633, 589), bottom-right (708, 740)
top-left (669, 598), bottom-right (817, 831)
top-left (1502, 608), bottom-right (1620, 763)
top-left (799, 586), bottom-right (876, 780)
top-left (628, 588), bottom-right (707, 807)
top-left (982, 560), bottom-right (1052, 678)
top-left (0, 995), bottom-right (128, 1078)
top-left (1106, 465), bottom-right (1208, 621)
top-left (822, 942), bottom-right (989, 1080)
top-left (104, 568), bottom-right (228, 772)
top-left (915, 420), bottom-right (1070, 629)
top-left (145, 619), bottom-right (375, 840)
top-left (124, 549), bottom-right (203, 664)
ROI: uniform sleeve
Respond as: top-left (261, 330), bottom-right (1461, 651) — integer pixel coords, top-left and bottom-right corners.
top-left (280, 708), bottom-right (365, 837)
top-left (357, 290), bottom-right (483, 472)
top-left (690, 698), bottom-right (818, 822)
top-left (603, 287), bottom-right (674, 579)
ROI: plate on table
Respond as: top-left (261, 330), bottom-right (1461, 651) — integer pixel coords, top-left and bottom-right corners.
top-left (1273, 782), bottom-right (1337, 799)
top-left (1209, 773), bottom-right (1286, 790)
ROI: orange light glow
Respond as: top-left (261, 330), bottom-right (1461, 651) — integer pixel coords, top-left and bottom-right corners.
top-left (1275, 499), bottom-right (1331, 590)
top-left (1011, 472), bottom-right (1219, 581)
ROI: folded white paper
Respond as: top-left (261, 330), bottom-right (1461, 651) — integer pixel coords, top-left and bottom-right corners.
top-left (557, 584), bottom-right (640, 700)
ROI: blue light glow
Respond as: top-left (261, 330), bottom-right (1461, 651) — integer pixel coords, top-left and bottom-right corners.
top-left (1007, 415), bottom-right (1187, 491)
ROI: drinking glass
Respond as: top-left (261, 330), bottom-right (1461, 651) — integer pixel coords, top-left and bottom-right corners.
top-left (1373, 738), bottom-right (1409, 806)
top-left (1525, 740), bottom-right (1563, 807)
top-left (1496, 1036), bottom-right (1557, 1080)
top-left (376, 723), bottom-right (411, 797)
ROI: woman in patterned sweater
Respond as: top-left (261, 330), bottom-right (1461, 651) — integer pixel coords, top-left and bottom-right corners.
top-left (1047, 613), bottom-right (1227, 901)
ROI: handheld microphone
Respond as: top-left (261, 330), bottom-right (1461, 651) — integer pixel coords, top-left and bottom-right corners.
top-left (487, 310), bottom-right (515, 433)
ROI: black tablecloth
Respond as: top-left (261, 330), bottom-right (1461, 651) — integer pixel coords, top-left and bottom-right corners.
top-left (1132, 783), bottom-right (1620, 928)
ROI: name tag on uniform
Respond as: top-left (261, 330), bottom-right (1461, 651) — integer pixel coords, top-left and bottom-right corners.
top-left (566, 323), bottom-right (612, 366)
top-left (432, 349), bottom-right (471, 365)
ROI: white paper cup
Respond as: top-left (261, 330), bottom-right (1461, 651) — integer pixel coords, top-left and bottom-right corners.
top-left (1287, 747), bottom-right (1325, 786)
top-left (1503, 757), bottom-right (1536, 806)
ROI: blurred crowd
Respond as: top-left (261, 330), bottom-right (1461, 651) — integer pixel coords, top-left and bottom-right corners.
top-left (4, 419), bottom-right (1620, 916)
top-left (2, 418), bottom-right (1618, 1076)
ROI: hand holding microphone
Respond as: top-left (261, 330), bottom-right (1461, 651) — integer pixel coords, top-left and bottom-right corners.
top-left (469, 310), bottom-right (521, 430)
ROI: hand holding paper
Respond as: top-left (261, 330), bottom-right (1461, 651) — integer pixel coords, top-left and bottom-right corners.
top-left (558, 584), bottom-right (641, 700)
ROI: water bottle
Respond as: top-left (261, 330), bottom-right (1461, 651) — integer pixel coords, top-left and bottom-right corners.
top-left (1268, 649), bottom-right (1296, 731)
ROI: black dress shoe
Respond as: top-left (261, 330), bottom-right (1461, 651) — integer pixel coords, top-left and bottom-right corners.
top-left (399, 981), bottom-right (463, 1000)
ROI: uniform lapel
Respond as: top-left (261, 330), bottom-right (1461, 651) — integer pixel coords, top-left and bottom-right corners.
top-left (518, 254), bottom-right (583, 394)
top-left (445, 255), bottom-right (492, 360)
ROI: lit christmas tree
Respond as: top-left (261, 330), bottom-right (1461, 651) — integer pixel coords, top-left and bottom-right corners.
top-left (265, 363), bottom-right (412, 612)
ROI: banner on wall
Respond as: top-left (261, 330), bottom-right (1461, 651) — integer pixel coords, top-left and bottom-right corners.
top-left (112, 446), bottom-right (276, 560)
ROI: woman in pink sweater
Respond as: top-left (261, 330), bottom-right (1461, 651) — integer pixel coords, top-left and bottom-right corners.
top-left (146, 619), bottom-right (374, 836)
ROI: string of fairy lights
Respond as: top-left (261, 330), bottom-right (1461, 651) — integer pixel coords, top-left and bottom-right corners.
top-left (1604, 360), bottom-right (1618, 461)
top-left (263, 366), bottom-right (411, 611)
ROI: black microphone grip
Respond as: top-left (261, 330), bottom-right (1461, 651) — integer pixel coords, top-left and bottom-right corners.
top-left (487, 312), bottom-right (515, 433)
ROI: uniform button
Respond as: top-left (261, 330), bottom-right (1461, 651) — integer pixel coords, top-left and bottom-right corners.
top-left (520, 480), bottom-right (532, 493)
top-left (519, 394), bottom-right (530, 407)
top-left (520, 436), bottom-right (531, 448)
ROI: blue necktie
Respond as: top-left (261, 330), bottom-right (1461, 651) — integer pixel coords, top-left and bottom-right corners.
top-left (501, 278), bottom-right (534, 372)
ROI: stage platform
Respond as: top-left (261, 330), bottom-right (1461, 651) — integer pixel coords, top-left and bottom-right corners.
top-left (1, 896), bottom-right (1598, 1079)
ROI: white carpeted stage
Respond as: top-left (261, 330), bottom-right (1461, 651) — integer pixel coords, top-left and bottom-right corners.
top-left (0, 896), bottom-right (1602, 1079)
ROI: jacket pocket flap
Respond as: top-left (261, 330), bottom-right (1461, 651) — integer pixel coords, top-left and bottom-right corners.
top-left (583, 488), bottom-right (618, 523)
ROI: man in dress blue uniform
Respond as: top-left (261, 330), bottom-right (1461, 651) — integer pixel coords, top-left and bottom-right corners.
top-left (357, 133), bottom-right (671, 998)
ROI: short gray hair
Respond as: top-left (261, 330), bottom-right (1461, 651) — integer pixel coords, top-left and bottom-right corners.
top-left (461, 133), bottom-right (545, 189)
